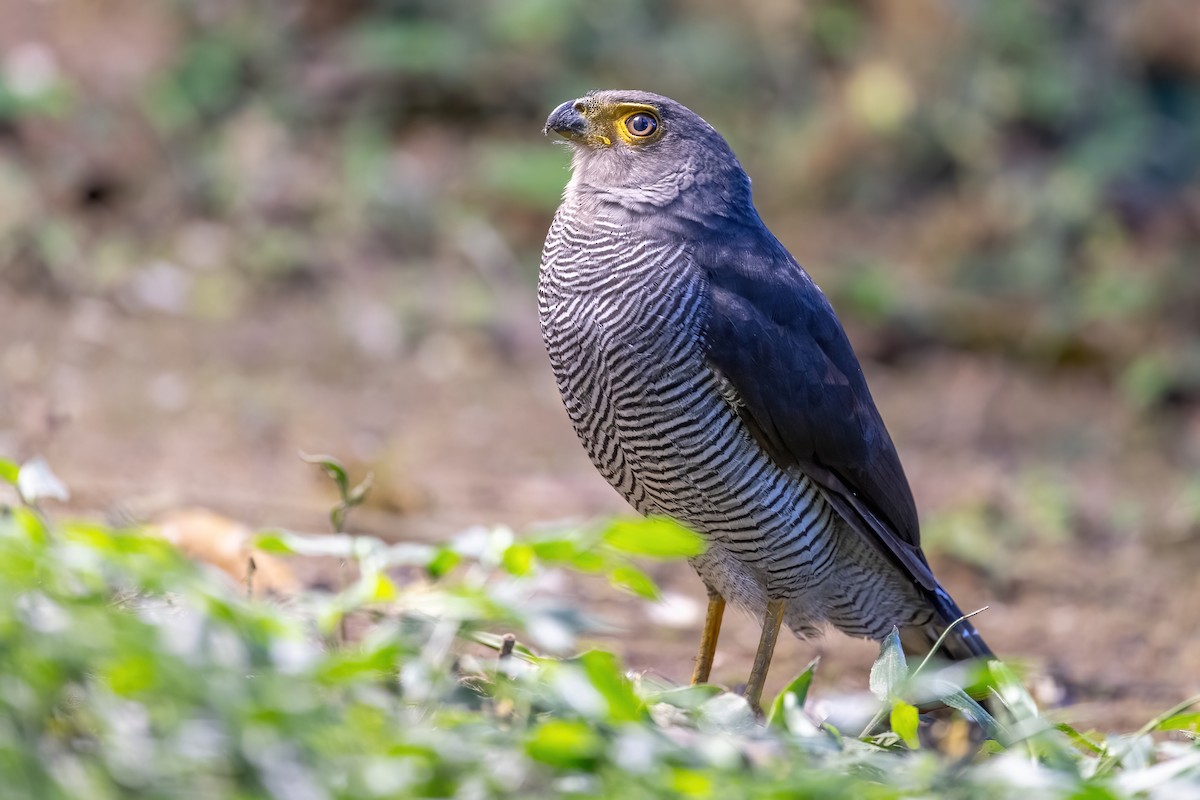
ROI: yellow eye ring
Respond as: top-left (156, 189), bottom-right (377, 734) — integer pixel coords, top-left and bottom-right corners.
top-left (624, 112), bottom-right (659, 138)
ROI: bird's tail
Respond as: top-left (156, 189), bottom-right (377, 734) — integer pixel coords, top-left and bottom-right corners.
top-left (901, 584), bottom-right (994, 662)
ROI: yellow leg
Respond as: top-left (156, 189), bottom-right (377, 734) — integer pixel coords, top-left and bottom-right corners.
top-left (744, 598), bottom-right (787, 712)
top-left (691, 594), bottom-right (726, 685)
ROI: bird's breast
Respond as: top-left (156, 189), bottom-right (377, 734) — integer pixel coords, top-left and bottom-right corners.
top-left (537, 210), bottom-right (842, 606)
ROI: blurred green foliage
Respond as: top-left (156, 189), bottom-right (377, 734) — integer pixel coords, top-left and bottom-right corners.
top-left (1, 0), bottom-right (1197, 407)
top-left (2, 455), bottom-right (1199, 798)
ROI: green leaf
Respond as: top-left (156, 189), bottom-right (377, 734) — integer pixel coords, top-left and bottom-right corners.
top-left (299, 451), bottom-right (350, 495)
top-left (528, 537), bottom-right (581, 563)
top-left (365, 571), bottom-right (397, 602)
top-left (0, 458), bottom-right (18, 485)
top-left (869, 627), bottom-right (908, 701)
top-left (670, 768), bottom-right (714, 797)
top-left (427, 548), bottom-right (461, 579)
top-left (646, 684), bottom-right (724, 710)
top-left (936, 686), bottom-right (1003, 743)
top-left (767, 658), bottom-right (819, 731)
top-left (578, 650), bottom-right (644, 722)
top-left (529, 537), bottom-right (608, 573)
top-left (609, 564), bottom-right (659, 599)
top-left (501, 542), bottom-right (535, 576)
top-left (937, 684), bottom-right (1002, 741)
top-left (988, 659), bottom-right (1040, 722)
top-left (103, 653), bottom-right (160, 696)
top-left (1155, 713), bottom-right (1200, 732)
top-left (253, 530), bottom-right (363, 559)
top-left (346, 473), bottom-right (374, 506)
top-left (11, 506), bottom-right (47, 541)
top-left (568, 550), bottom-right (607, 572)
top-left (890, 700), bottom-right (921, 749)
top-left (254, 531), bottom-right (297, 554)
top-left (525, 719), bottom-right (602, 769)
top-left (317, 604), bottom-right (347, 637)
top-left (1057, 723), bottom-right (1106, 755)
top-left (318, 641), bottom-right (404, 684)
top-left (602, 517), bottom-right (706, 559)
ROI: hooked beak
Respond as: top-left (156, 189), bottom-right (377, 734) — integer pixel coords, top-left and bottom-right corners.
top-left (544, 100), bottom-right (588, 141)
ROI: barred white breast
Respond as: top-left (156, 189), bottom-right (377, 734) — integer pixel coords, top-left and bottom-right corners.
top-left (538, 203), bottom-right (932, 640)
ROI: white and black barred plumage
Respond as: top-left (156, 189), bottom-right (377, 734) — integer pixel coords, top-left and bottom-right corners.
top-left (539, 90), bottom-right (991, 660)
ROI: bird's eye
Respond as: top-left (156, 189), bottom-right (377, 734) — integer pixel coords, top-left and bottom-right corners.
top-left (624, 112), bottom-right (659, 138)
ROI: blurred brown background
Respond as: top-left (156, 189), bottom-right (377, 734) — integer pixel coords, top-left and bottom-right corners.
top-left (1, 0), bottom-right (1198, 730)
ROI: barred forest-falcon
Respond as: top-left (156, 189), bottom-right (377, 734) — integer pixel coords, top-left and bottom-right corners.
top-left (538, 90), bottom-right (992, 709)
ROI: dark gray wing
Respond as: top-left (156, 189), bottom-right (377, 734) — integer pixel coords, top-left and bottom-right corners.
top-left (697, 229), bottom-right (936, 591)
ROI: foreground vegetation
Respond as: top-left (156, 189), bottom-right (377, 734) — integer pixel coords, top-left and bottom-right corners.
top-left (1, 456), bottom-right (1197, 799)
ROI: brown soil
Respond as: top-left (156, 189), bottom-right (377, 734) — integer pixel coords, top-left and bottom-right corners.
top-left (4, 289), bottom-right (1199, 733)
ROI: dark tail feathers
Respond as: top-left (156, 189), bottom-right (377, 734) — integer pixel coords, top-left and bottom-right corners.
top-left (901, 584), bottom-right (994, 662)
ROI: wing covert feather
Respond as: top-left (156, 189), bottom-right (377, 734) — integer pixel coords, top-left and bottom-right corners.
top-left (697, 235), bottom-right (935, 590)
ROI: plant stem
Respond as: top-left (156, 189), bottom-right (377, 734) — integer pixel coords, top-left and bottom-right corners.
top-left (1094, 691), bottom-right (1200, 776)
top-left (858, 607), bottom-right (990, 740)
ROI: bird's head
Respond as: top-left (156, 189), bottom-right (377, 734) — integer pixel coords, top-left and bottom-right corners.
top-left (544, 89), bottom-right (752, 215)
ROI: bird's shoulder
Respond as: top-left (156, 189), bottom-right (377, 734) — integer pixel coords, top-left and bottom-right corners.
top-left (688, 222), bottom-right (930, 584)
